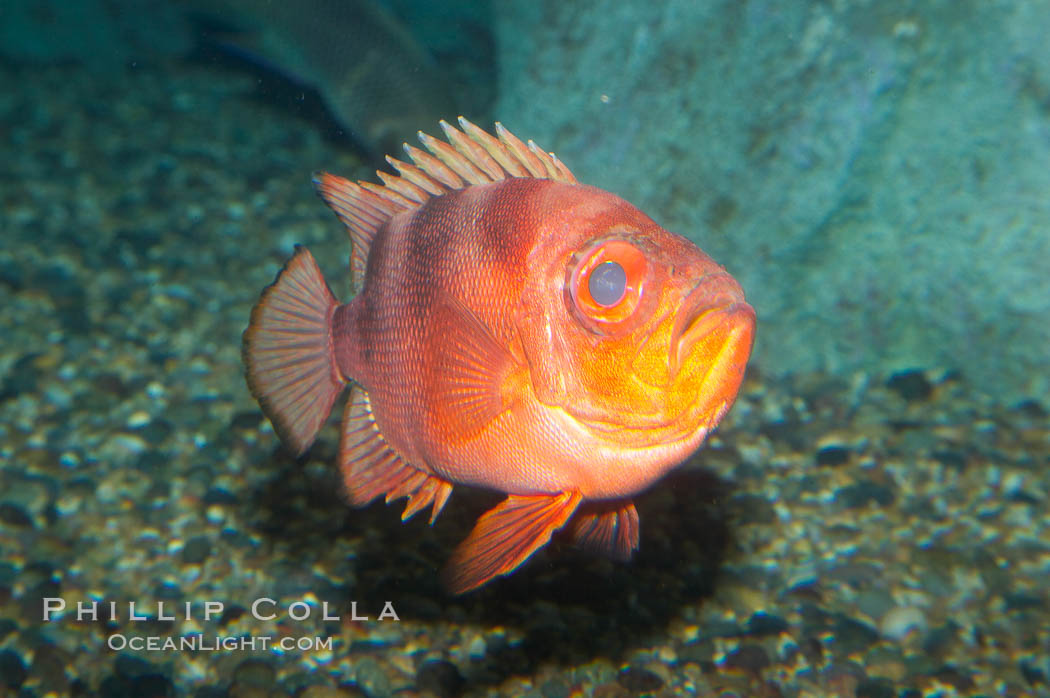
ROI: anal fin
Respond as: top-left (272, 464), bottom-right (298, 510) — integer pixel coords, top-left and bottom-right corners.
top-left (565, 500), bottom-right (640, 562)
top-left (340, 387), bottom-right (452, 524)
top-left (443, 491), bottom-right (583, 594)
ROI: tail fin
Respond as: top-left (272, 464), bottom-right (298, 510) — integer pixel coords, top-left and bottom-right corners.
top-left (243, 245), bottom-right (346, 455)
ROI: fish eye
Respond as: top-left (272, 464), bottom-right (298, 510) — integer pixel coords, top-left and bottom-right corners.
top-left (588, 261), bottom-right (627, 307)
top-left (568, 239), bottom-right (648, 333)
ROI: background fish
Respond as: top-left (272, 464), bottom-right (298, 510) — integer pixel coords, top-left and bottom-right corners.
top-left (243, 119), bottom-right (756, 593)
top-left (184, 0), bottom-right (460, 157)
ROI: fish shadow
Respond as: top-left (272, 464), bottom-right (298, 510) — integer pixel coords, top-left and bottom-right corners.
top-left (247, 438), bottom-right (736, 689)
top-left (183, 38), bottom-right (366, 156)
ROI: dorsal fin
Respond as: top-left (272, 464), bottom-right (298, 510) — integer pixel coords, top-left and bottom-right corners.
top-left (313, 118), bottom-right (577, 293)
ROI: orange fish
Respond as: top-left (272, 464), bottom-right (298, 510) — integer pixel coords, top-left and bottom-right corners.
top-left (243, 118), bottom-right (755, 593)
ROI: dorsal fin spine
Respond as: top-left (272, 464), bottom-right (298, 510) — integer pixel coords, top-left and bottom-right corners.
top-left (359, 181), bottom-right (414, 210)
top-left (419, 130), bottom-right (490, 185)
top-left (377, 170), bottom-right (428, 204)
top-left (495, 122), bottom-right (547, 177)
top-left (442, 120), bottom-right (504, 181)
top-left (528, 140), bottom-right (562, 180)
top-left (458, 118), bottom-right (528, 177)
top-left (405, 143), bottom-right (464, 189)
top-left (386, 155), bottom-right (445, 196)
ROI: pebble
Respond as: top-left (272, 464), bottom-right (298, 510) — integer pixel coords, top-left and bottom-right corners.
top-left (130, 673), bottom-right (176, 697)
top-left (723, 644), bottom-right (771, 675)
top-left (886, 369), bottom-right (933, 401)
top-left (355, 657), bottom-right (393, 698)
top-left (855, 677), bottom-right (895, 698)
top-left (1003, 591), bottom-right (1044, 612)
top-left (127, 410), bottom-right (151, 428)
top-left (466, 634), bottom-right (487, 660)
top-left (833, 617), bottom-right (880, 655)
top-left (415, 659), bottom-right (465, 698)
top-left (879, 606), bottom-right (927, 641)
top-left (540, 676), bottom-right (572, 698)
top-left (114, 654), bottom-right (160, 679)
top-left (835, 481), bottom-right (895, 508)
top-left (30, 644), bottom-right (71, 694)
top-left (0, 502), bottom-right (34, 528)
top-left (1019, 661), bottom-right (1047, 687)
top-left (299, 687), bottom-right (366, 698)
top-left (232, 658), bottom-right (276, 688)
top-left (815, 444), bottom-right (852, 466)
top-left (728, 493), bottom-right (777, 525)
top-left (0, 353), bottom-right (42, 401)
top-left (202, 487), bottom-right (239, 505)
top-left (181, 535), bottom-right (212, 565)
top-left (746, 612), bottom-right (790, 637)
top-left (616, 666), bottom-right (663, 693)
top-left (135, 418), bottom-right (174, 445)
top-left (0, 649), bottom-right (27, 690)
top-left (855, 588), bottom-right (897, 621)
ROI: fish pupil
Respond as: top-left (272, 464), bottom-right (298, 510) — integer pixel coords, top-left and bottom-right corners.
top-left (589, 261), bottom-right (627, 307)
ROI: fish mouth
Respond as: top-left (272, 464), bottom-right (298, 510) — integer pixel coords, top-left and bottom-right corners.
top-left (564, 276), bottom-right (753, 446)
top-left (670, 272), bottom-right (755, 378)
top-left (558, 273), bottom-right (754, 442)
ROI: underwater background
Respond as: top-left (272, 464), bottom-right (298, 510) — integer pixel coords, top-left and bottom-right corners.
top-left (1, 0), bottom-right (1048, 696)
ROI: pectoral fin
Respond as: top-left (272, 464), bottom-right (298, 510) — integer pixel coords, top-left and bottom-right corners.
top-left (443, 491), bottom-right (583, 594)
top-left (427, 290), bottom-right (523, 439)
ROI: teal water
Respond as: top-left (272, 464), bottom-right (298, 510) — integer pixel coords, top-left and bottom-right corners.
top-left (0, 1), bottom-right (1047, 696)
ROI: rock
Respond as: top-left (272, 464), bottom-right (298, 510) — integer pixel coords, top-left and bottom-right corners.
top-left (0, 0), bottom-right (190, 67)
top-left (491, 1), bottom-right (1050, 403)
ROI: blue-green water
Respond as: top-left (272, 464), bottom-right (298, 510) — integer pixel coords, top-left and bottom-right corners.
top-left (0, 1), bottom-right (1047, 696)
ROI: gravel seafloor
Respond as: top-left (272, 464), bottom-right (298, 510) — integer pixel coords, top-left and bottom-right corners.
top-left (0, 60), bottom-right (1048, 698)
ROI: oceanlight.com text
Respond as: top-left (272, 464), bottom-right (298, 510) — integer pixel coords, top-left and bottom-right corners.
top-left (107, 633), bottom-right (334, 652)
